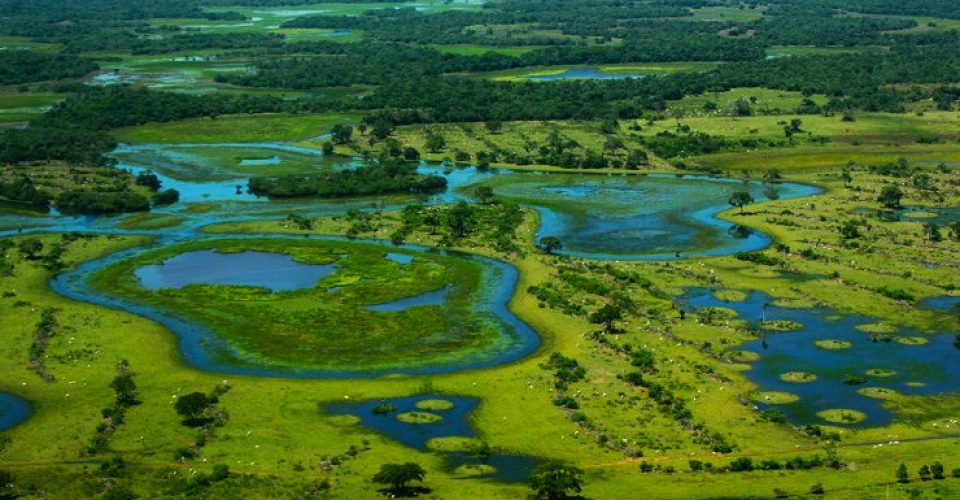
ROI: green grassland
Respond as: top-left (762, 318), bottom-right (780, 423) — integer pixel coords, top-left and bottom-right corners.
top-left (0, 91), bottom-right (64, 127)
top-left (687, 6), bottom-right (767, 23)
top-left (765, 45), bottom-right (887, 58)
top-left (115, 112), bottom-right (360, 144)
top-left (428, 44), bottom-right (540, 57)
top-left (0, 35), bottom-right (60, 52)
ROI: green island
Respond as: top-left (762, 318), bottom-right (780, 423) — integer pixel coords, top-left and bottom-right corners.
top-left (2, 0), bottom-right (960, 498)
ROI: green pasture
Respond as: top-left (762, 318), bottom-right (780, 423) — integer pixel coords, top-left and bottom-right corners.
top-left (115, 112), bottom-right (360, 144)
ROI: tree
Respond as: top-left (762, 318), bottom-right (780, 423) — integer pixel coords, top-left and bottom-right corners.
top-left (371, 121), bottom-right (393, 140)
top-left (732, 98), bottom-right (752, 116)
top-left (529, 461), bottom-right (584, 500)
top-left (372, 462), bottom-right (426, 496)
top-left (153, 189), bottom-right (179, 206)
top-left (923, 223), bottom-right (942, 242)
top-left (174, 392), bottom-right (210, 420)
top-left (110, 373), bottom-right (138, 407)
top-left (425, 132), bottom-right (446, 153)
top-left (18, 238), bottom-right (43, 259)
top-left (896, 463), bottom-right (909, 483)
top-left (484, 120), bottom-right (502, 134)
top-left (331, 124), bottom-right (353, 145)
top-left (474, 186), bottom-right (495, 205)
top-left (932, 462), bottom-right (945, 480)
top-left (135, 171), bottom-right (161, 191)
top-left (839, 221), bottom-right (860, 240)
top-left (949, 222), bottom-right (960, 242)
top-left (446, 201), bottom-right (473, 237)
top-left (402, 146), bottom-right (420, 161)
top-left (590, 303), bottom-right (623, 333)
top-left (728, 191), bottom-right (754, 214)
top-left (919, 464), bottom-right (931, 481)
top-left (877, 185), bottom-right (903, 209)
top-left (322, 141), bottom-right (334, 155)
top-left (762, 169), bottom-right (782, 182)
top-left (840, 170), bottom-right (853, 186)
top-left (539, 236), bottom-right (562, 255)
top-left (763, 186), bottom-right (780, 201)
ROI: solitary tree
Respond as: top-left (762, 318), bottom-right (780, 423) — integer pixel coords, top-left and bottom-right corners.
top-left (539, 236), bottom-right (562, 255)
top-left (896, 463), bottom-right (909, 483)
top-left (877, 185), bottom-right (904, 209)
top-left (402, 146), bottom-right (420, 161)
top-left (110, 373), bottom-right (138, 407)
top-left (474, 186), bottom-right (495, 205)
top-left (728, 191), bottom-right (754, 214)
top-left (372, 462), bottom-right (426, 496)
top-left (331, 124), bottom-right (353, 145)
top-left (425, 133), bottom-right (446, 153)
top-left (840, 170), bottom-right (853, 186)
top-left (923, 222), bottom-right (942, 242)
top-left (484, 120), bottom-right (502, 134)
top-left (762, 168), bottom-right (782, 182)
top-left (446, 201), bottom-right (473, 237)
top-left (590, 303), bottom-right (623, 334)
top-left (529, 461), bottom-right (584, 500)
top-left (174, 392), bottom-right (210, 421)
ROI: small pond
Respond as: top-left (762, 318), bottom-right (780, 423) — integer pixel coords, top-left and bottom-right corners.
top-left (527, 68), bottom-right (644, 81)
top-left (135, 250), bottom-right (336, 292)
top-left (325, 394), bottom-right (537, 482)
top-left (0, 392), bottom-right (32, 431)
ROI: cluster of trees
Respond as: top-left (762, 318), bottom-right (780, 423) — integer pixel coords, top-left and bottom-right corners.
top-left (897, 461), bottom-right (952, 483)
top-left (0, 176), bottom-right (52, 208)
top-left (0, 50), bottom-right (98, 85)
top-left (84, 360), bottom-right (140, 455)
top-left (369, 459), bottom-right (583, 499)
top-left (247, 159), bottom-right (447, 199)
top-left (747, 5), bottom-right (918, 47)
top-left (54, 190), bottom-right (150, 215)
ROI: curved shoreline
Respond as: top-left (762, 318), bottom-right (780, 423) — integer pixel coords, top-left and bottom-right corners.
top-left (50, 234), bottom-right (542, 379)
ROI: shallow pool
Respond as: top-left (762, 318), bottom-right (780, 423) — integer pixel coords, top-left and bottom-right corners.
top-left (680, 288), bottom-right (960, 427)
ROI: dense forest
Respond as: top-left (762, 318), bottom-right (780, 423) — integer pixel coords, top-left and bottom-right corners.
top-left (0, 51), bottom-right (98, 86)
top-left (1, 0), bottom-right (960, 210)
top-left (248, 160), bottom-right (448, 199)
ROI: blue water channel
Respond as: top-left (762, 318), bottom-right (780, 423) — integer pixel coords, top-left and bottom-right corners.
top-left (49, 234), bottom-right (542, 379)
